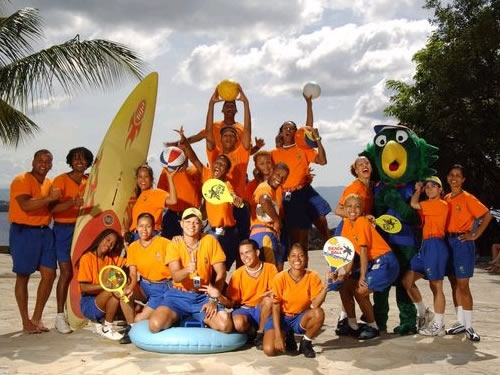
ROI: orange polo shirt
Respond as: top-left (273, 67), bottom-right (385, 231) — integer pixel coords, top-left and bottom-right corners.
top-left (9, 172), bottom-right (52, 226)
top-left (444, 190), bottom-right (489, 233)
top-left (52, 173), bottom-right (88, 224)
top-left (126, 236), bottom-right (171, 281)
top-left (157, 166), bottom-right (201, 212)
top-left (130, 188), bottom-right (169, 231)
top-left (339, 179), bottom-right (373, 215)
top-left (202, 167), bottom-right (236, 228)
top-left (270, 146), bottom-right (317, 190)
top-left (419, 199), bottom-right (448, 239)
top-left (340, 216), bottom-right (391, 261)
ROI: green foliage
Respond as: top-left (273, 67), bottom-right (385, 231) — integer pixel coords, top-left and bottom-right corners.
top-left (0, 6), bottom-right (146, 146)
top-left (384, 0), bottom-right (500, 250)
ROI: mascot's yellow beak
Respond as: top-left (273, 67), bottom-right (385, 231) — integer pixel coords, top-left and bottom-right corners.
top-left (381, 140), bottom-right (407, 179)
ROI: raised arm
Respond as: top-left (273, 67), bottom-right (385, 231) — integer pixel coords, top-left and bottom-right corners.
top-left (410, 181), bottom-right (423, 210)
top-left (304, 93), bottom-right (313, 127)
top-left (176, 126), bottom-right (204, 175)
top-left (205, 88), bottom-right (222, 152)
top-left (237, 84), bottom-right (251, 151)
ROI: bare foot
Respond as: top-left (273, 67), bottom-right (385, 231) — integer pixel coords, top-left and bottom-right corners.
top-left (31, 320), bottom-right (50, 332)
top-left (23, 321), bottom-right (42, 334)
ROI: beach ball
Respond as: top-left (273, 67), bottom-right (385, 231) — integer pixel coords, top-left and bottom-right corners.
top-left (303, 82), bottom-right (321, 99)
top-left (160, 146), bottom-right (186, 170)
top-left (217, 79), bottom-right (239, 101)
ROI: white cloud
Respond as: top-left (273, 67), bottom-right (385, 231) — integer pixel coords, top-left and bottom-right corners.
top-left (2, 1), bottom-right (436, 188)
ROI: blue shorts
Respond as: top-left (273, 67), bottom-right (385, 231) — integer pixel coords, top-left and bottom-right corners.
top-left (233, 205), bottom-right (250, 241)
top-left (80, 295), bottom-right (105, 321)
top-left (207, 226), bottom-right (239, 270)
top-left (351, 252), bottom-right (400, 292)
top-left (446, 237), bottom-right (475, 278)
top-left (250, 225), bottom-right (283, 265)
top-left (140, 278), bottom-right (172, 309)
top-left (410, 237), bottom-right (448, 280)
top-left (283, 185), bottom-right (331, 229)
top-left (9, 223), bottom-right (56, 275)
top-left (160, 288), bottom-right (224, 322)
top-left (232, 305), bottom-right (262, 328)
top-left (161, 209), bottom-right (183, 240)
top-left (53, 223), bottom-right (75, 264)
top-left (263, 311), bottom-right (307, 334)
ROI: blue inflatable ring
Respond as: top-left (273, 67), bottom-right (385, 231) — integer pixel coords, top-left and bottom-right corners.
top-left (129, 320), bottom-right (248, 354)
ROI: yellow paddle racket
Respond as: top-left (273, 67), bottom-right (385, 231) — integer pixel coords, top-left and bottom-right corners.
top-left (202, 178), bottom-right (243, 207)
top-left (98, 265), bottom-right (129, 303)
top-left (374, 214), bottom-right (402, 234)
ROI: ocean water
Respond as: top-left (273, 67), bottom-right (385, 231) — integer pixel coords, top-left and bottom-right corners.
top-left (0, 211), bottom-right (8, 246)
top-left (0, 211), bottom-right (341, 247)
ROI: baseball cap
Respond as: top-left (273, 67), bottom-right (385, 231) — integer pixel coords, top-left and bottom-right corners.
top-left (424, 176), bottom-right (442, 187)
top-left (181, 207), bottom-right (203, 221)
top-left (373, 123), bottom-right (412, 134)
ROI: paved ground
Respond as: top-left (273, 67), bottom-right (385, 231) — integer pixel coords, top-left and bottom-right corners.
top-left (0, 250), bottom-right (499, 375)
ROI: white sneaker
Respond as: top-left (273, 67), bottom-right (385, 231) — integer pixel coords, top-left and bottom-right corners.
top-left (465, 327), bottom-right (480, 342)
top-left (419, 322), bottom-right (445, 337)
top-left (55, 313), bottom-right (72, 334)
top-left (98, 325), bottom-right (123, 341)
top-left (445, 321), bottom-right (466, 335)
top-left (417, 308), bottom-right (435, 330)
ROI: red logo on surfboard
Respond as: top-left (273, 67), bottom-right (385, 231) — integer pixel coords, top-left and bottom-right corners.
top-left (125, 100), bottom-right (146, 149)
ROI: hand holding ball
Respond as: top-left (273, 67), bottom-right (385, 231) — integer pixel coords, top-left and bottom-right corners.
top-left (303, 82), bottom-right (321, 99)
top-left (160, 146), bottom-right (186, 170)
top-left (217, 79), bottom-right (239, 101)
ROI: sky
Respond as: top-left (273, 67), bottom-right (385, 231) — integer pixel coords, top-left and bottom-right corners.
top-left (0, 0), bottom-right (435, 189)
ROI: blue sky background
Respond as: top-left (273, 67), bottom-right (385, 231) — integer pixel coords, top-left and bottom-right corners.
top-left (0, 0), bottom-right (435, 188)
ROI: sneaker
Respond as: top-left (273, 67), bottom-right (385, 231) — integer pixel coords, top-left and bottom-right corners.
top-left (55, 313), bottom-right (72, 334)
top-left (419, 322), bottom-right (445, 337)
top-left (358, 326), bottom-right (380, 340)
top-left (445, 321), bottom-right (466, 335)
top-left (254, 331), bottom-right (264, 350)
top-left (285, 329), bottom-right (297, 352)
top-left (98, 325), bottom-right (123, 341)
top-left (465, 327), bottom-right (480, 342)
top-left (417, 308), bottom-right (435, 330)
top-left (299, 337), bottom-right (316, 358)
top-left (119, 325), bottom-right (132, 344)
top-left (335, 317), bottom-right (351, 336)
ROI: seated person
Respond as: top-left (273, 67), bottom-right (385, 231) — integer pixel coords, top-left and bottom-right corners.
top-left (148, 208), bottom-right (233, 333)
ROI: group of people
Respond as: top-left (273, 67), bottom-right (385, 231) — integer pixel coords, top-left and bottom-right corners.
top-left (332, 157), bottom-right (492, 342)
top-left (8, 83), bottom-right (493, 358)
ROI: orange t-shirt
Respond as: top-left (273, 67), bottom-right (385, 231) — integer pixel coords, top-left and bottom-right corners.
top-left (130, 189), bottom-right (169, 231)
top-left (270, 146), bottom-right (317, 190)
top-left (207, 143), bottom-right (250, 198)
top-left (126, 236), bottom-right (171, 281)
top-left (419, 199), bottom-right (448, 239)
top-left (272, 269), bottom-right (323, 315)
top-left (9, 172), bottom-right (52, 226)
top-left (339, 179), bottom-right (373, 215)
top-left (444, 191), bottom-right (489, 233)
top-left (244, 178), bottom-right (260, 203)
top-left (52, 173), bottom-right (88, 224)
top-left (207, 121), bottom-right (244, 150)
top-left (77, 251), bottom-right (126, 294)
top-left (340, 216), bottom-right (391, 260)
top-left (157, 166), bottom-right (202, 212)
top-left (250, 181), bottom-right (282, 228)
top-left (165, 233), bottom-right (226, 291)
top-left (202, 167), bottom-right (236, 228)
top-left (226, 262), bottom-right (278, 307)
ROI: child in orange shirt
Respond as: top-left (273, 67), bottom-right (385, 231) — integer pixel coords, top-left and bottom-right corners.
top-left (403, 176), bottom-right (449, 336)
top-left (262, 243), bottom-right (327, 359)
top-left (77, 229), bottom-right (135, 341)
top-left (444, 164), bottom-right (492, 341)
top-left (336, 194), bottom-right (399, 340)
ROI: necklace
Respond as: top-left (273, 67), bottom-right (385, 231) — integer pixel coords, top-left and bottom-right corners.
top-left (183, 236), bottom-right (200, 252)
top-left (245, 262), bottom-right (263, 275)
top-left (282, 143), bottom-right (296, 149)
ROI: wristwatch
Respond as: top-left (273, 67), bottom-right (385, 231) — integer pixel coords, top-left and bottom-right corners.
top-left (209, 296), bottom-right (220, 304)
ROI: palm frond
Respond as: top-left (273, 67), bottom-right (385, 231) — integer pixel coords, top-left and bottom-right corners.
top-left (0, 37), bottom-right (146, 110)
top-left (0, 97), bottom-right (39, 147)
top-left (0, 7), bottom-right (43, 66)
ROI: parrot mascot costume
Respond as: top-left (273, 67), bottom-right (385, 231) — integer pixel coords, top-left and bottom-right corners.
top-left (362, 124), bottom-right (439, 334)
